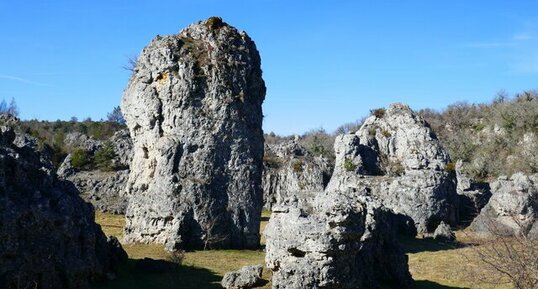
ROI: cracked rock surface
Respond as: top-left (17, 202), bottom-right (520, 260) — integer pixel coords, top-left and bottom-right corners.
top-left (327, 103), bottom-right (459, 233)
top-left (121, 17), bottom-right (266, 250)
top-left (470, 173), bottom-right (538, 238)
top-left (262, 139), bottom-right (332, 209)
top-left (265, 190), bottom-right (413, 289)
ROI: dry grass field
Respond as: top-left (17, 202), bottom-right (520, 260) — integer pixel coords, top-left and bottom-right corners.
top-left (94, 211), bottom-right (513, 289)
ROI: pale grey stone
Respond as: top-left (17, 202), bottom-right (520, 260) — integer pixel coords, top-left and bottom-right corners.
top-left (264, 190), bottom-right (413, 289)
top-left (470, 172), bottom-right (538, 238)
top-left (262, 139), bottom-right (332, 209)
top-left (121, 17), bottom-right (265, 250)
top-left (221, 264), bottom-right (263, 289)
top-left (327, 103), bottom-right (459, 233)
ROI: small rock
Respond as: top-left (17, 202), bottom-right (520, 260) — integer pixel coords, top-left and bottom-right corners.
top-left (433, 221), bottom-right (456, 242)
top-left (221, 265), bottom-right (263, 289)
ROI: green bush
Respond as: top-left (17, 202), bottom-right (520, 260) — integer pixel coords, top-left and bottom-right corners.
top-left (94, 142), bottom-right (117, 171)
top-left (71, 148), bottom-right (91, 170)
top-left (343, 158), bottom-right (357, 172)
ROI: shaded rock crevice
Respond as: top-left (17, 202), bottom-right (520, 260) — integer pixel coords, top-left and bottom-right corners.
top-left (0, 122), bottom-right (126, 289)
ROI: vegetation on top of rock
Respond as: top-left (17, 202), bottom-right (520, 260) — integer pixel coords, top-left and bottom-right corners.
top-left (205, 16), bottom-right (225, 30)
top-left (15, 112), bottom-right (126, 169)
top-left (71, 147), bottom-right (92, 169)
top-left (370, 108), bottom-right (386, 118)
top-left (94, 141), bottom-right (119, 171)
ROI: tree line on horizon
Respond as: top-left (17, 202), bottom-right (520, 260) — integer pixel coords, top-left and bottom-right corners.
top-left (2, 90), bottom-right (537, 180)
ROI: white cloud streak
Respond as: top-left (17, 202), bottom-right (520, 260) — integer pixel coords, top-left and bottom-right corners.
top-left (0, 74), bottom-right (54, 87)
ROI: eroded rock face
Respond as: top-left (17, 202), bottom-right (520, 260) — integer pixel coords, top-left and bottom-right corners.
top-left (455, 160), bottom-right (491, 226)
top-left (262, 139), bottom-right (332, 209)
top-left (58, 129), bottom-right (132, 214)
top-left (0, 125), bottom-right (126, 289)
top-left (327, 103), bottom-right (459, 233)
top-left (265, 190), bottom-right (413, 289)
top-left (121, 17), bottom-right (265, 250)
top-left (470, 173), bottom-right (538, 238)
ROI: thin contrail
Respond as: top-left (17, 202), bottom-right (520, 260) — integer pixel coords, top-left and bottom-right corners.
top-left (0, 74), bottom-right (54, 87)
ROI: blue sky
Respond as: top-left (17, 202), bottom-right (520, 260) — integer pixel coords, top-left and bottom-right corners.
top-left (1, 1), bottom-right (537, 135)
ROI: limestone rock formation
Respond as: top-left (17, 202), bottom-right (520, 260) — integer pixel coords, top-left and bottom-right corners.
top-left (121, 17), bottom-right (266, 250)
top-left (455, 160), bottom-right (491, 226)
top-left (265, 190), bottom-right (413, 289)
top-left (221, 264), bottom-right (263, 289)
top-left (58, 129), bottom-right (133, 214)
top-left (470, 173), bottom-right (538, 238)
top-left (262, 139), bottom-right (332, 209)
top-left (432, 221), bottom-right (456, 242)
top-left (327, 103), bottom-right (459, 233)
top-left (0, 125), bottom-right (126, 289)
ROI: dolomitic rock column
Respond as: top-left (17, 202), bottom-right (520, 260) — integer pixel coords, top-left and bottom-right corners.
top-left (121, 17), bottom-right (266, 250)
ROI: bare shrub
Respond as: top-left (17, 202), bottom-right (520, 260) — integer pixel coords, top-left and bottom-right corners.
top-left (465, 217), bottom-right (538, 289)
top-left (167, 250), bottom-right (185, 265)
top-left (201, 215), bottom-right (228, 250)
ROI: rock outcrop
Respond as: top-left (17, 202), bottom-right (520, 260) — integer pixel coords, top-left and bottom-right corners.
top-left (470, 173), bottom-right (538, 238)
top-left (58, 129), bottom-right (132, 214)
top-left (221, 264), bottom-right (263, 289)
top-left (265, 190), bottom-right (413, 289)
top-left (262, 139), bottom-right (332, 209)
top-left (0, 124), bottom-right (126, 289)
top-left (432, 221), bottom-right (456, 242)
top-left (121, 17), bottom-right (266, 250)
top-left (455, 160), bottom-right (491, 226)
top-left (327, 103), bottom-right (459, 233)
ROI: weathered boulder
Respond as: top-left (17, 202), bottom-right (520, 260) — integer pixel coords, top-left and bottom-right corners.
top-left (63, 131), bottom-right (102, 153)
top-left (221, 264), bottom-right (263, 289)
top-left (455, 160), bottom-right (491, 226)
top-left (432, 221), bottom-right (456, 242)
top-left (262, 139), bottom-right (332, 209)
top-left (0, 125), bottom-right (126, 289)
top-left (58, 129), bottom-right (132, 214)
top-left (265, 190), bottom-right (413, 289)
top-left (327, 103), bottom-right (459, 233)
top-left (121, 17), bottom-right (266, 250)
top-left (470, 173), bottom-right (538, 238)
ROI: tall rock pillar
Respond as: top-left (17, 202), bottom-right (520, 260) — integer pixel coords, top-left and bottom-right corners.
top-left (121, 17), bottom-right (266, 250)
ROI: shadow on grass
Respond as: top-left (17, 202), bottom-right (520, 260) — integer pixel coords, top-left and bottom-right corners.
top-left (415, 280), bottom-right (470, 289)
top-left (92, 259), bottom-right (221, 289)
top-left (398, 236), bottom-right (468, 254)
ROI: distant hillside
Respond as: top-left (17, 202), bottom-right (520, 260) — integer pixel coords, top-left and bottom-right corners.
top-left (19, 119), bottom-right (126, 167)
top-left (419, 90), bottom-right (538, 180)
